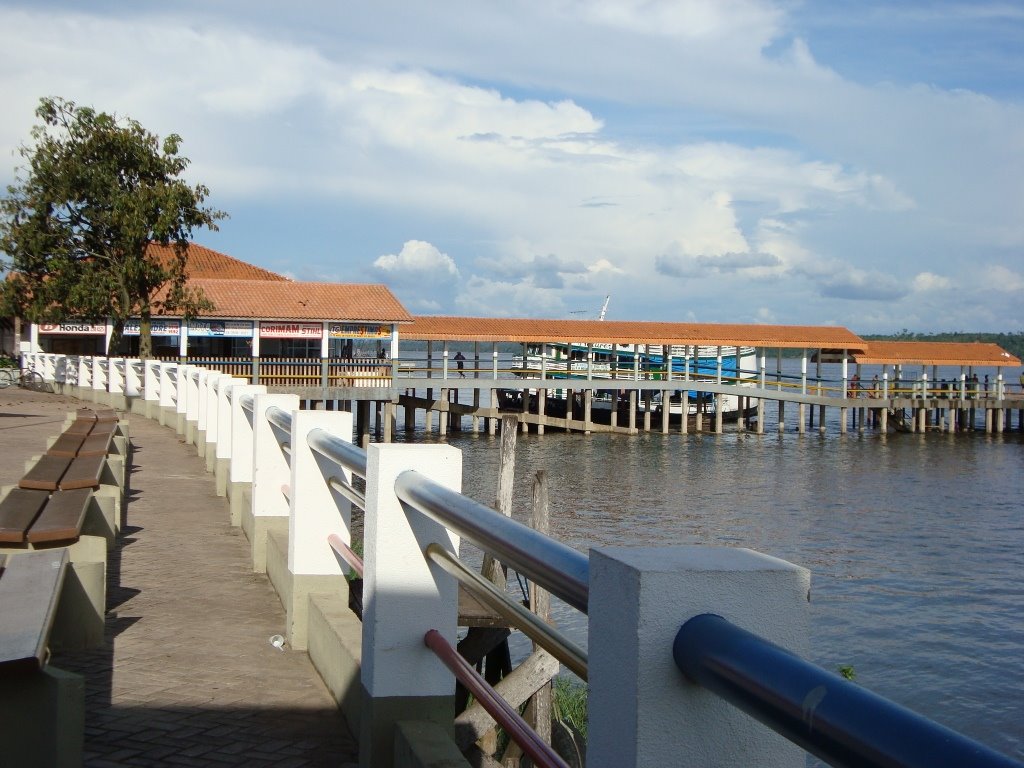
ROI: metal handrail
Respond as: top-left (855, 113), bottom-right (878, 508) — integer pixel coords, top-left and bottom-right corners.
top-left (674, 614), bottom-right (1022, 768)
top-left (394, 471), bottom-right (589, 614)
top-left (327, 475), bottom-right (366, 510)
top-left (328, 533), bottom-right (364, 577)
top-left (308, 427), bottom-right (368, 478)
top-left (424, 630), bottom-right (569, 768)
top-left (266, 405), bottom-right (292, 434)
top-left (424, 543), bottom-right (587, 680)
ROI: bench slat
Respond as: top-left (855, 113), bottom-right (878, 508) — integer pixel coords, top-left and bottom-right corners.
top-left (0, 489), bottom-right (50, 543)
top-left (77, 431), bottom-right (114, 458)
top-left (19, 455), bottom-right (73, 491)
top-left (94, 410), bottom-right (119, 423)
top-left (47, 432), bottom-right (88, 458)
top-left (26, 489), bottom-right (92, 544)
top-left (64, 417), bottom-right (97, 436)
top-left (0, 549), bottom-right (70, 674)
top-left (58, 455), bottom-right (105, 490)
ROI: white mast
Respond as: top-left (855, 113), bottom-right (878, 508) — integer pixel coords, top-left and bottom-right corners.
top-left (598, 295), bottom-right (611, 321)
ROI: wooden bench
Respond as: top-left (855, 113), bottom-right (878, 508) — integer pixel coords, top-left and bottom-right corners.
top-left (0, 549), bottom-right (84, 766)
top-left (0, 488), bottom-right (94, 546)
top-left (0, 549), bottom-right (70, 674)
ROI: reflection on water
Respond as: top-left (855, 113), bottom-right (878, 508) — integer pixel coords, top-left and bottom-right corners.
top-left (407, 420), bottom-right (1023, 759)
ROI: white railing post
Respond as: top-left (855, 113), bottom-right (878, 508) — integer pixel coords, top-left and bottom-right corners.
top-left (141, 360), bottom-right (161, 417)
top-left (91, 356), bottom-right (105, 403)
top-left (108, 357), bottom-right (125, 409)
top-left (125, 359), bottom-right (142, 399)
top-left (54, 355), bottom-right (68, 390)
top-left (184, 368), bottom-right (202, 445)
top-left (360, 444), bottom-right (462, 768)
top-left (248, 393), bottom-right (299, 573)
top-left (201, 373), bottom-right (224, 471)
top-left (283, 409), bottom-right (353, 650)
top-left (79, 356), bottom-right (91, 396)
top-left (195, 369), bottom-right (210, 456)
top-left (588, 546), bottom-right (810, 768)
top-left (214, 378), bottom-right (247, 496)
top-left (227, 383), bottom-right (268, 526)
top-left (158, 363), bottom-right (176, 426)
top-left (174, 364), bottom-right (191, 436)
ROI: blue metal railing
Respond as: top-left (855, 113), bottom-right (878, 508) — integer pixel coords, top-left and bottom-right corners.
top-left (673, 613), bottom-right (1022, 768)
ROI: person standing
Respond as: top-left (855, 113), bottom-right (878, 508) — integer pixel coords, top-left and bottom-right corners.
top-left (454, 351), bottom-right (466, 377)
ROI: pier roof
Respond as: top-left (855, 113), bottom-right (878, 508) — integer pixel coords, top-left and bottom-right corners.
top-left (404, 316), bottom-right (867, 350)
top-left (855, 341), bottom-right (1021, 367)
top-left (156, 279), bottom-right (413, 323)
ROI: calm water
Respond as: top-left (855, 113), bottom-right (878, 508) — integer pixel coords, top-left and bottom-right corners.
top-left (396, 407), bottom-right (1024, 759)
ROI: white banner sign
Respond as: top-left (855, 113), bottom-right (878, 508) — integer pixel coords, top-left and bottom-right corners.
top-left (39, 321), bottom-right (106, 335)
top-left (328, 323), bottom-right (391, 339)
top-left (188, 320), bottom-right (254, 338)
top-left (124, 319), bottom-right (181, 337)
top-left (259, 321), bottom-right (323, 339)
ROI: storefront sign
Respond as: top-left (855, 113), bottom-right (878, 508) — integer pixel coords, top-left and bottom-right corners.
top-left (124, 319), bottom-right (181, 337)
top-left (39, 321), bottom-right (106, 335)
top-left (188, 320), bottom-right (254, 338)
top-left (259, 321), bottom-right (323, 339)
top-left (328, 323), bottom-right (391, 339)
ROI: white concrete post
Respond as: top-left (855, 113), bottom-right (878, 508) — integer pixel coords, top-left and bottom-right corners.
top-left (883, 371), bottom-right (889, 399)
top-left (91, 356), bottom-right (105, 402)
top-left (79, 356), bottom-right (91, 394)
top-left (588, 546), bottom-right (810, 768)
top-left (195, 369), bottom-right (210, 454)
top-left (249, 393), bottom-right (300, 573)
top-left (284, 409), bottom-right (353, 649)
top-left (158, 363), bottom-right (176, 426)
top-left (360, 443), bottom-right (462, 768)
top-left (184, 367), bottom-right (202, 444)
top-left (125, 359), bottom-right (142, 398)
top-left (174, 364), bottom-right (191, 435)
top-left (142, 360), bottom-right (161, 417)
top-left (54, 355), bottom-right (67, 388)
top-left (227, 383), bottom-right (268, 526)
top-left (201, 373), bottom-right (224, 470)
top-left (214, 378), bottom-right (247, 496)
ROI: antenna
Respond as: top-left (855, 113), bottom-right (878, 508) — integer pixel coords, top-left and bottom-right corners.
top-left (598, 295), bottom-right (611, 321)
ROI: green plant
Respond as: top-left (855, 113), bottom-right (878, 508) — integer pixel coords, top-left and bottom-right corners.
top-left (838, 664), bottom-right (856, 681)
top-left (552, 677), bottom-right (588, 739)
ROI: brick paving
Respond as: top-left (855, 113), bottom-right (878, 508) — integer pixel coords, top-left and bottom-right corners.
top-left (2, 388), bottom-right (358, 767)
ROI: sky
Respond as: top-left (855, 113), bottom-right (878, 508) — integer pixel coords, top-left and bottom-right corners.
top-left (0, 1), bottom-right (1022, 332)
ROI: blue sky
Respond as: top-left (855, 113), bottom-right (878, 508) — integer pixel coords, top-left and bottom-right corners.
top-left (1, 1), bottom-right (1022, 331)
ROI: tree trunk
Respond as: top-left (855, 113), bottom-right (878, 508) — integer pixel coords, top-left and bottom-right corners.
top-left (139, 312), bottom-right (153, 360)
top-left (107, 319), bottom-right (126, 357)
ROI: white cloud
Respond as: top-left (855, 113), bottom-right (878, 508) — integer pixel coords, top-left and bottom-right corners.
top-left (912, 272), bottom-right (952, 292)
top-left (371, 240), bottom-right (458, 281)
top-left (981, 264), bottom-right (1024, 292)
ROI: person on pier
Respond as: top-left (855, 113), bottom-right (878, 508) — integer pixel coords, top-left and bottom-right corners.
top-left (454, 351), bottom-right (466, 377)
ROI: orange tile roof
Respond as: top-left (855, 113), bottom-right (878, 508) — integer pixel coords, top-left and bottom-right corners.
top-left (156, 279), bottom-right (412, 323)
top-left (147, 242), bottom-right (289, 282)
top-left (854, 341), bottom-right (1021, 367)
top-left (404, 316), bottom-right (868, 350)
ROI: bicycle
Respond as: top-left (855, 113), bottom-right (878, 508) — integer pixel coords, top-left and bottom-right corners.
top-left (0, 366), bottom-right (46, 391)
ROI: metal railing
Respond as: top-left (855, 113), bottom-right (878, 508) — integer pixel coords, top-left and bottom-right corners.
top-left (674, 613), bottom-right (1022, 768)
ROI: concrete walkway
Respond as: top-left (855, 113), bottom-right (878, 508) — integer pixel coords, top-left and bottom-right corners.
top-left (2, 388), bottom-right (358, 767)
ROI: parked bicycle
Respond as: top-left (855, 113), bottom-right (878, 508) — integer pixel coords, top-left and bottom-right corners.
top-left (0, 366), bottom-right (46, 391)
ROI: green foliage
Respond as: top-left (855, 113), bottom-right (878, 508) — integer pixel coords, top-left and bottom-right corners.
top-left (0, 96), bottom-right (225, 357)
top-left (838, 664), bottom-right (856, 681)
top-left (552, 676), bottom-right (588, 739)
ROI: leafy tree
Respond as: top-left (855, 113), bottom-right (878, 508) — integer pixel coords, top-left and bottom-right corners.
top-left (0, 96), bottom-right (226, 357)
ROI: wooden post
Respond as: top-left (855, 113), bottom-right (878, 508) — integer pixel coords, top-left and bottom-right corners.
top-left (482, 415), bottom-right (517, 586)
top-left (524, 471), bottom-right (553, 747)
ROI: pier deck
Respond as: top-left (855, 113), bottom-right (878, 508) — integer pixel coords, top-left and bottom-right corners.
top-left (0, 388), bottom-right (358, 767)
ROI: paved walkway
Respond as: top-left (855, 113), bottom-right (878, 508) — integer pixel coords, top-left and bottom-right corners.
top-left (2, 388), bottom-right (358, 767)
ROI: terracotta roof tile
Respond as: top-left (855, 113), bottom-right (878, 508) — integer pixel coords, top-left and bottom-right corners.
top-left (854, 341), bottom-right (1021, 367)
top-left (404, 316), bottom-right (868, 350)
top-left (157, 279), bottom-right (412, 323)
top-left (147, 242), bottom-right (289, 282)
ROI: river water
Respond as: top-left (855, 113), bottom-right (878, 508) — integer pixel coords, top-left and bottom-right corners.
top-left (393, 390), bottom-right (1023, 760)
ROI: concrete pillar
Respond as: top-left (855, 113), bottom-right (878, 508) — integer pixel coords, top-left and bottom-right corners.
top-left (285, 409), bottom-right (353, 650)
top-left (250, 393), bottom-right (300, 573)
top-left (228, 384), bottom-right (268, 526)
top-left (184, 366), bottom-right (202, 445)
top-left (215, 378), bottom-right (246, 494)
top-left (174, 364), bottom-right (191, 436)
top-left (202, 373), bottom-right (225, 471)
top-left (142, 360), bottom-right (161, 418)
top-left (584, 389), bottom-right (592, 434)
top-left (360, 444), bottom-right (462, 768)
top-left (158, 362), bottom-right (176, 426)
top-left (588, 546), bottom-right (810, 768)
